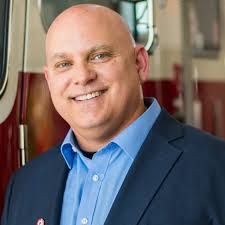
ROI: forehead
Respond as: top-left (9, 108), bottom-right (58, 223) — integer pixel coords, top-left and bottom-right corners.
top-left (48, 25), bottom-right (106, 55)
top-left (50, 44), bottom-right (113, 62)
top-left (46, 28), bottom-right (118, 61)
top-left (46, 8), bottom-right (133, 58)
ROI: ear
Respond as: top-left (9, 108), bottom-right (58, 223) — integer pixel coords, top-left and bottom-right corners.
top-left (44, 65), bottom-right (50, 82)
top-left (134, 44), bottom-right (149, 83)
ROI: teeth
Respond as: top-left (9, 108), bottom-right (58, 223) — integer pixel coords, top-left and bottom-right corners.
top-left (75, 91), bottom-right (102, 101)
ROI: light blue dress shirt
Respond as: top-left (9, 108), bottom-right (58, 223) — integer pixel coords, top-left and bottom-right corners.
top-left (60, 98), bottom-right (161, 225)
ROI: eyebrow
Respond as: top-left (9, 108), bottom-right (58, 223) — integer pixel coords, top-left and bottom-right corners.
top-left (88, 45), bottom-right (113, 54)
top-left (50, 44), bottom-right (113, 61)
top-left (50, 53), bottom-right (72, 61)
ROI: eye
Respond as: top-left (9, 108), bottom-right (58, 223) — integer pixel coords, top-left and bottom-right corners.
top-left (90, 52), bottom-right (112, 62)
top-left (55, 61), bottom-right (73, 69)
top-left (93, 53), bottom-right (106, 60)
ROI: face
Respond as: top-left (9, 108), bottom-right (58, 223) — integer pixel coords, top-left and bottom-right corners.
top-left (45, 6), bottom-right (149, 148)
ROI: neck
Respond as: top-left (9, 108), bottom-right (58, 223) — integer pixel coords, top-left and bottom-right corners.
top-left (72, 103), bottom-right (146, 152)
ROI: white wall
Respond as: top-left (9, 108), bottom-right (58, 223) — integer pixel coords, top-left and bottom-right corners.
top-left (24, 0), bottom-right (46, 73)
top-left (192, 0), bottom-right (225, 81)
top-left (150, 0), bottom-right (182, 80)
top-left (150, 0), bottom-right (225, 82)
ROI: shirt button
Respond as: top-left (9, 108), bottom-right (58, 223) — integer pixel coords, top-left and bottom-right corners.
top-left (92, 174), bottom-right (99, 182)
top-left (81, 217), bottom-right (88, 224)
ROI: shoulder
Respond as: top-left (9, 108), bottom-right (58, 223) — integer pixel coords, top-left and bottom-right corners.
top-left (20, 144), bottom-right (62, 169)
top-left (12, 144), bottom-right (66, 185)
top-left (155, 109), bottom-right (225, 159)
top-left (1, 145), bottom-right (68, 224)
top-left (167, 118), bottom-right (225, 175)
top-left (182, 123), bottom-right (225, 154)
top-left (5, 144), bottom-right (68, 204)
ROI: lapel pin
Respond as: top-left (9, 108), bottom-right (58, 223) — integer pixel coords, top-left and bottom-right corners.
top-left (36, 218), bottom-right (45, 225)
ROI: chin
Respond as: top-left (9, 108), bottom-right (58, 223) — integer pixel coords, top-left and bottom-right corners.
top-left (72, 117), bottom-right (108, 130)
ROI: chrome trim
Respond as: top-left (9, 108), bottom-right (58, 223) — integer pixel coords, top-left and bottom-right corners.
top-left (0, 0), bottom-right (11, 96)
top-left (0, 0), bottom-right (26, 123)
top-left (145, 0), bottom-right (158, 53)
top-left (19, 124), bottom-right (28, 166)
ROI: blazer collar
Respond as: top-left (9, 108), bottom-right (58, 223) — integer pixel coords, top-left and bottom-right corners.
top-left (104, 109), bottom-right (184, 225)
top-left (49, 151), bottom-right (69, 225)
top-left (34, 147), bottom-right (69, 225)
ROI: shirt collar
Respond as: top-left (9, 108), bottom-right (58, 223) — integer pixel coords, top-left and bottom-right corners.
top-left (60, 129), bottom-right (78, 169)
top-left (61, 97), bottom-right (161, 169)
top-left (111, 97), bottom-right (161, 159)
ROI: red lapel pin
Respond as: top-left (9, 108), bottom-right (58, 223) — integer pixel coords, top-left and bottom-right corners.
top-left (36, 218), bottom-right (45, 225)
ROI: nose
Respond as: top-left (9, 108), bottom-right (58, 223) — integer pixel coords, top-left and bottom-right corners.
top-left (73, 63), bottom-right (97, 86)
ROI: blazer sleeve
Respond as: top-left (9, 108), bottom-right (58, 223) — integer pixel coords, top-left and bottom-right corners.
top-left (1, 174), bottom-right (15, 225)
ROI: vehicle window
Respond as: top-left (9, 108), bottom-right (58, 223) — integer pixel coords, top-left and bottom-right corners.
top-left (119, 1), bottom-right (150, 45)
top-left (38, 0), bottom-right (153, 50)
top-left (0, 0), bottom-right (9, 96)
top-left (39, 0), bottom-right (117, 32)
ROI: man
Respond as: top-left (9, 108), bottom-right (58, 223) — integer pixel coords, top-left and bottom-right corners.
top-left (2, 4), bottom-right (225, 225)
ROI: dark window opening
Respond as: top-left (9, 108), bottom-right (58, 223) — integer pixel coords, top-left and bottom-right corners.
top-left (0, 0), bottom-right (10, 96)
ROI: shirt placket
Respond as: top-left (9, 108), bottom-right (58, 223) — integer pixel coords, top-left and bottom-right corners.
top-left (76, 146), bottom-right (114, 225)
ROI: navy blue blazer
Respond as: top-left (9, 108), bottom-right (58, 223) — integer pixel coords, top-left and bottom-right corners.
top-left (2, 109), bottom-right (225, 225)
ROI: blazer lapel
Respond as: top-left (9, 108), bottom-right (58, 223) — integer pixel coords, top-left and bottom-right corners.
top-left (48, 153), bottom-right (69, 225)
top-left (33, 148), bottom-right (69, 225)
top-left (104, 110), bottom-right (184, 225)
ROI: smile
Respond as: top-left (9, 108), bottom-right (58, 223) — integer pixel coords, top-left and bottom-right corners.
top-left (75, 91), bottom-right (104, 101)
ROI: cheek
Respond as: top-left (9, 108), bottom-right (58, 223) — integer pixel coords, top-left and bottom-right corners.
top-left (101, 62), bottom-right (126, 83)
top-left (98, 58), bottom-right (123, 77)
top-left (48, 76), bottom-right (70, 96)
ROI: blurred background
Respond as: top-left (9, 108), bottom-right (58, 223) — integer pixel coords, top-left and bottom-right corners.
top-left (1, 0), bottom-right (225, 215)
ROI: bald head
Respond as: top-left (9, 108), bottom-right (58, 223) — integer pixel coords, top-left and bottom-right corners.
top-left (44, 4), bottom-right (149, 150)
top-left (46, 4), bottom-right (135, 60)
top-left (48, 4), bottom-right (133, 35)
